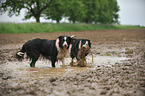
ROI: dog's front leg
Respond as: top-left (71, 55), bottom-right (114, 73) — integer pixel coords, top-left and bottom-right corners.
top-left (70, 59), bottom-right (74, 66)
top-left (61, 58), bottom-right (65, 68)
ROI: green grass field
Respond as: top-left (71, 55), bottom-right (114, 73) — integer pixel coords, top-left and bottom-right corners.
top-left (0, 23), bottom-right (144, 33)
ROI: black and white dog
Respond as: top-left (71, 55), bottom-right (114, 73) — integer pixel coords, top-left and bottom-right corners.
top-left (70, 39), bottom-right (91, 67)
top-left (16, 36), bottom-right (74, 67)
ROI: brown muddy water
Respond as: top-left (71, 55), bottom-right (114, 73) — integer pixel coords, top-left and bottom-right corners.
top-left (0, 41), bottom-right (144, 96)
top-left (0, 44), bottom-right (128, 88)
top-left (1, 29), bottom-right (145, 96)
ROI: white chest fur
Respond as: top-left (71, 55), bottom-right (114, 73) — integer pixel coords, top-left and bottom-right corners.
top-left (56, 38), bottom-right (68, 60)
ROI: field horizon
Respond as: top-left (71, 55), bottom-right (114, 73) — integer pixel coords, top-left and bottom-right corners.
top-left (0, 23), bottom-right (145, 33)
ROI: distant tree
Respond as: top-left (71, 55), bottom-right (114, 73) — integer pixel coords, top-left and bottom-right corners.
top-left (82, 0), bottom-right (100, 24)
top-left (97, 0), bottom-right (120, 24)
top-left (0, 0), bottom-right (119, 24)
top-left (64, 0), bottom-right (86, 23)
top-left (82, 0), bottom-right (119, 24)
top-left (0, 0), bottom-right (53, 23)
top-left (44, 0), bottom-right (64, 23)
top-left (110, 0), bottom-right (120, 23)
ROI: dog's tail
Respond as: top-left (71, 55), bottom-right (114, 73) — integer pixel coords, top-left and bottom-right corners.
top-left (16, 47), bottom-right (25, 61)
top-left (71, 35), bottom-right (76, 38)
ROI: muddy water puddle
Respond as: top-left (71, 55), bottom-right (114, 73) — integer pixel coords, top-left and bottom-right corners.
top-left (88, 55), bottom-right (128, 67)
top-left (0, 54), bottom-right (128, 87)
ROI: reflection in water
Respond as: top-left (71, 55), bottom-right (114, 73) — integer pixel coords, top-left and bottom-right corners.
top-left (0, 55), bottom-right (128, 87)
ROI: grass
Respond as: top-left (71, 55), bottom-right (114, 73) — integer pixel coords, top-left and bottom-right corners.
top-left (0, 23), bottom-right (144, 33)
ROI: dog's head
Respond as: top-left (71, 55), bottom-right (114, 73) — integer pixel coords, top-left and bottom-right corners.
top-left (81, 39), bottom-right (91, 51)
top-left (16, 51), bottom-right (24, 61)
top-left (57, 36), bottom-right (74, 49)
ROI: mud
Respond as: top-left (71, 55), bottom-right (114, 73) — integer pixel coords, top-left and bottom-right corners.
top-left (0, 29), bottom-right (145, 96)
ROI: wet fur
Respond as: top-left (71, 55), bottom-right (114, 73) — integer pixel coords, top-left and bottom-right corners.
top-left (16, 36), bottom-right (73, 67)
top-left (70, 39), bottom-right (91, 67)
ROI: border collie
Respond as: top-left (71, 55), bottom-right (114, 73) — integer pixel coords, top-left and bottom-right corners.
top-left (70, 39), bottom-right (91, 67)
top-left (16, 36), bottom-right (74, 67)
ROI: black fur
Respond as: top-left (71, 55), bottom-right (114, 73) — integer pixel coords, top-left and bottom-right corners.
top-left (16, 36), bottom-right (73, 67)
top-left (70, 39), bottom-right (91, 62)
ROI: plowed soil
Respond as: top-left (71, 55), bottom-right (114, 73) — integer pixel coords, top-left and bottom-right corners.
top-left (0, 29), bottom-right (145, 96)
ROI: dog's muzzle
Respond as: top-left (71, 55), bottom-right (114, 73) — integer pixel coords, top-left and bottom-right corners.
top-left (82, 45), bottom-right (90, 51)
top-left (63, 44), bottom-right (68, 49)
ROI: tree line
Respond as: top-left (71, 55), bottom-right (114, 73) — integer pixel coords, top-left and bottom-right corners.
top-left (0, 0), bottom-right (120, 24)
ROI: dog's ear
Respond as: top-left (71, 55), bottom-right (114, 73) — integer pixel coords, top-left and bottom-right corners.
top-left (58, 36), bottom-right (62, 39)
top-left (70, 35), bottom-right (76, 44)
top-left (69, 37), bottom-right (73, 44)
top-left (70, 35), bottom-right (76, 38)
top-left (70, 37), bottom-right (76, 44)
top-left (88, 40), bottom-right (91, 47)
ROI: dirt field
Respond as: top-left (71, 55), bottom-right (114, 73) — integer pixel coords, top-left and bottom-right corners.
top-left (0, 29), bottom-right (145, 96)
